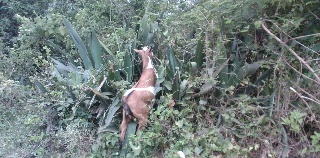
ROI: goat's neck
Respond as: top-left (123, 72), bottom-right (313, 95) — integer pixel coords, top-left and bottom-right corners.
top-left (141, 55), bottom-right (153, 70)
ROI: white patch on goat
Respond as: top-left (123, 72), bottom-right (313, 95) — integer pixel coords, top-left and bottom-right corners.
top-left (123, 86), bottom-right (156, 96)
top-left (142, 46), bottom-right (148, 51)
top-left (147, 56), bottom-right (153, 69)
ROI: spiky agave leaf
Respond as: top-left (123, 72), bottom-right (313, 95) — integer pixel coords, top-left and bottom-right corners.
top-left (88, 30), bottom-right (103, 69)
top-left (63, 17), bottom-right (93, 70)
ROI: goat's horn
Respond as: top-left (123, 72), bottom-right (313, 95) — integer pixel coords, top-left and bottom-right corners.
top-left (133, 49), bottom-right (142, 53)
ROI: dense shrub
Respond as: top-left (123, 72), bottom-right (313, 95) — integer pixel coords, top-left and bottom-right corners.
top-left (1, 0), bottom-right (320, 157)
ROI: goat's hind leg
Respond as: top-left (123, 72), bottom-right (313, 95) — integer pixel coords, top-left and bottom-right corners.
top-left (119, 109), bottom-right (129, 149)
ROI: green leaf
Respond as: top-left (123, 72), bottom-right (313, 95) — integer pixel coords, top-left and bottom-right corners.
top-left (172, 71), bottom-right (181, 100)
top-left (52, 67), bottom-right (63, 82)
top-left (51, 58), bottom-right (78, 73)
top-left (228, 62), bottom-right (260, 86)
top-left (99, 40), bottom-right (116, 61)
top-left (166, 46), bottom-right (180, 73)
top-left (47, 40), bottom-right (68, 57)
top-left (212, 58), bottom-right (230, 79)
top-left (195, 146), bottom-right (203, 155)
top-left (199, 99), bottom-right (207, 105)
top-left (200, 80), bottom-right (217, 95)
top-left (120, 122), bottom-right (137, 156)
top-left (104, 97), bottom-right (120, 127)
top-left (246, 69), bottom-right (272, 94)
top-left (108, 64), bottom-right (121, 81)
top-left (189, 62), bottom-right (197, 77)
top-left (179, 80), bottom-right (188, 100)
top-left (194, 33), bottom-right (205, 68)
top-left (163, 80), bottom-right (172, 90)
top-left (91, 89), bottom-right (109, 104)
top-left (63, 17), bottom-right (92, 70)
top-left (34, 79), bottom-right (47, 93)
top-left (254, 20), bottom-right (262, 28)
top-left (138, 15), bottom-right (149, 44)
top-left (88, 30), bottom-right (103, 69)
top-left (129, 140), bottom-right (141, 156)
top-left (215, 37), bottom-right (229, 88)
top-left (175, 120), bottom-right (183, 128)
top-left (124, 48), bottom-right (134, 82)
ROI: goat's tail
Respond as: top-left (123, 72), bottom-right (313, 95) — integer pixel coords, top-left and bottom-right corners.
top-left (123, 101), bottom-right (133, 118)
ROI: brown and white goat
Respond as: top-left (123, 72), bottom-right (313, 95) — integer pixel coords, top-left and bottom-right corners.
top-left (119, 47), bottom-right (157, 147)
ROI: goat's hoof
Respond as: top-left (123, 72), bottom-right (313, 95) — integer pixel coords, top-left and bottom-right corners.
top-left (119, 139), bottom-right (124, 150)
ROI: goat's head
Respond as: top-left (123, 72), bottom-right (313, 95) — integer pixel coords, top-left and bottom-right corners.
top-left (133, 46), bottom-right (153, 59)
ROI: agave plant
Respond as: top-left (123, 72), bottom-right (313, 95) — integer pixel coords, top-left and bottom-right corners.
top-left (34, 16), bottom-right (138, 134)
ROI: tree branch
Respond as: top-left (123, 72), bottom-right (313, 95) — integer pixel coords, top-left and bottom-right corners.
top-left (261, 20), bottom-right (320, 85)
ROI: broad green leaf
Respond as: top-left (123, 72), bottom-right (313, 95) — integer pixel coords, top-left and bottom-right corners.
top-left (179, 80), bottom-right (188, 100)
top-left (99, 40), bottom-right (115, 61)
top-left (104, 97), bottom-right (120, 127)
top-left (212, 58), bottom-right (230, 79)
top-left (108, 64), bottom-right (121, 81)
top-left (52, 67), bottom-right (63, 82)
top-left (74, 71), bottom-right (82, 85)
top-left (230, 35), bottom-right (241, 73)
top-left (254, 20), bottom-right (262, 28)
top-left (172, 71), bottom-right (181, 100)
top-left (145, 32), bottom-right (154, 45)
top-left (164, 80), bottom-right (172, 90)
top-left (166, 64), bottom-right (174, 79)
top-left (246, 69), bottom-right (271, 94)
top-left (129, 140), bottom-right (141, 156)
top-left (51, 58), bottom-right (75, 72)
top-left (199, 80), bottom-right (218, 95)
top-left (166, 46), bottom-right (181, 99)
top-left (189, 62), bottom-right (197, 77)
top-left (195, 146), bottom-right (203, 155)
top-left (166, 46), bottom-right (179, 72)
top-left (256, 114), bottom-right (266, 125)
top-left (34, 79), bottom-right (47, 93)
top-left (215, 37), bottom-right (228, 87)
top-left (123, 42), bottom-right (136, 82)
top-left (98, 124), bottom-right (118, 133)
top-left (236, 62), bottom-right (260, 80)
top-left (157, 64), bottom-right (165, 78)
top-left (88, 30), bottom-right (103, 69)
top-left (91, 89), bottom-right (108, 99)
top-left (47, 40), bottom-right (68, 57)
top-left (194, 33), bottom-right (205, 68)
top-left (138, 15), bottom-right (148, 42)
top-left (187, 28), bottom-right (196, 40)
top-left (124, 50), bottom-right (133, 82)
top-left (120, 122), bottom-right (137, 156)
top-left (199, 99), bottom-right (207, 105)
top-left (175, 120), bottom-right (183, 128)
top-left (228, 62), bottom-right (260, 86)
top-left (63, 17), bottom-right (92, 70)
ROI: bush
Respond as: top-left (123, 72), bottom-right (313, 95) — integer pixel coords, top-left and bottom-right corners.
top-left (1, 0), bottom-right (320, 157)
top-left (0, 77), bottom-right (42, 157)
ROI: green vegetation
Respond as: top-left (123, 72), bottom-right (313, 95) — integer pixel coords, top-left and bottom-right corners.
top-left (1, 0), bottom-right (320, 157)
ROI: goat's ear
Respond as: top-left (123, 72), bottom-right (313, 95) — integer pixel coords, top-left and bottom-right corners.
top-left (133, 49), bottom-right (142, 53)
top-left (133, 48), bottom-right (152, 54)
top-left (146, 47), bottom-right (152, 53)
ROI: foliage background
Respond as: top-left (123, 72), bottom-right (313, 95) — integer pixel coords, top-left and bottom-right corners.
top-left (1, 0), bottom-right (320, 157)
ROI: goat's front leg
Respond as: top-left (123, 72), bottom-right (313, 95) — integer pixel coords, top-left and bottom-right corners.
top-left (137, 117), bottom-right (147, 130)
